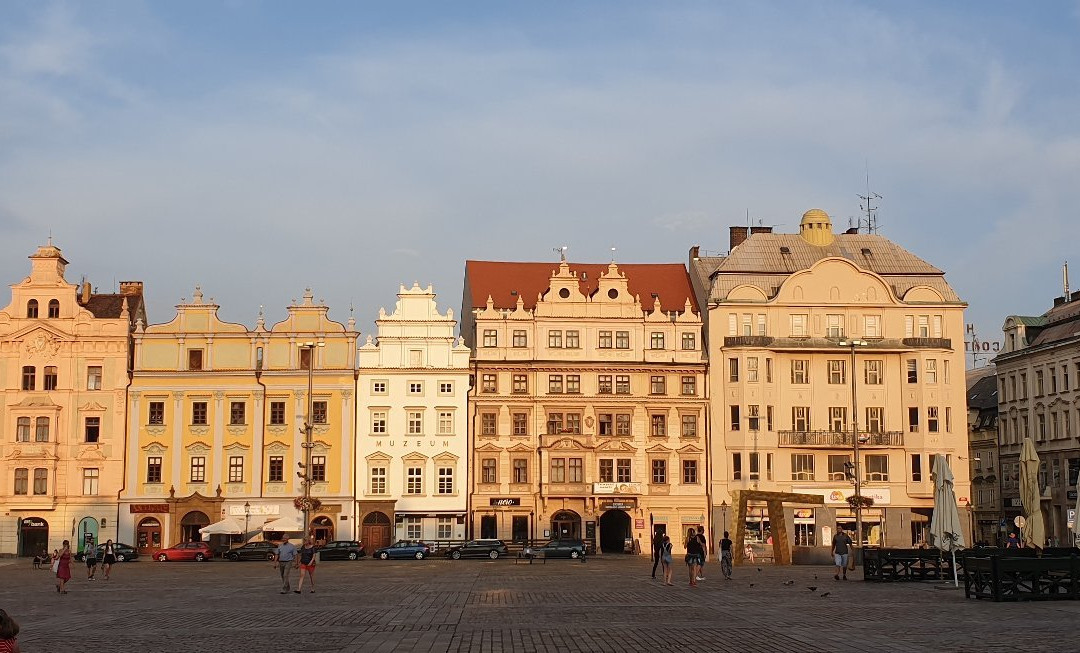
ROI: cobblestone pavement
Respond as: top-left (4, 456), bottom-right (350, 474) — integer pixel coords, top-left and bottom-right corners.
top-left (2, 555), bottom-right (1076, 652)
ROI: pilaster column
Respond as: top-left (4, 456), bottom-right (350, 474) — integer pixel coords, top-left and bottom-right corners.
top-left (171, 391), bottom-right (184, 487)
top-left (212, 391), bottom-right (225, 489)
top-left (125, 391), bottom-right (141, 493)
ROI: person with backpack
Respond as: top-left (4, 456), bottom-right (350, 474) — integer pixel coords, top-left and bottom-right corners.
top-left (695, 525), bottom-right (708, 581)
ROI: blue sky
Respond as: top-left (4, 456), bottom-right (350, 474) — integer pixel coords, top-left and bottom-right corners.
top-left (1, 1), bottom-right (1078, 363)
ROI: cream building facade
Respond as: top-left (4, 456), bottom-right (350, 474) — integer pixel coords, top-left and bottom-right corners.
top-left (355, 284), bottom-right (471, 549)
top-left (691, 210), bottom-right (970, 549)
top-left (0, 243), bottom-right (145, 556)
top-left (462, 259), bottom-right (708, 553)
top-left (119, 289), bottom-right (357, 555)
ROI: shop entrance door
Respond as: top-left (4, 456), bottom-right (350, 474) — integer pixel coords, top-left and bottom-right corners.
top-left (19, 517), bottom-right (49, 557)
top-left (551, 510), bottom-right (581, 540)
top-left (310, 516), bottom-right (334, 545)
top-left (361, 512), bottom-right (392, 550)
top-left (599, 510), bottom-right (631, 553)
top-left (137, 517), bottom-right (162, 554)
top-left (78, 517), bottom-right (99, 552)
top-left (511, 516), bottom-right (529, 542)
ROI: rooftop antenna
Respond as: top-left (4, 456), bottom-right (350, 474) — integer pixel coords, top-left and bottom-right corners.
top-left (553, 246), bottom-right (568, 262)
top-left (610, 246), bottom-right (616, 262)
top-left (1065, 261), bottom-right (1071, 298)
top-left (857, 161), bottom-right (881, 234)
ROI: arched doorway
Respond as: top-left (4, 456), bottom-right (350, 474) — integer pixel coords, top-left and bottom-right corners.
top-left (362, 512), bottom-right (391, 551)
top-left (19, 517), bottom-right (49, 557)
top-left (180, 511), bottom-right (210, 543)
top-left (78, 517), bottom-right (99, 552)
top-left (599, 510), bottom-right (631, 553)
top-left (137, 517), bottom-right (162, 554)
top-left (310, 515), bottom-right (334, 545)
top-left (551, 510), bottom-right (581, 540)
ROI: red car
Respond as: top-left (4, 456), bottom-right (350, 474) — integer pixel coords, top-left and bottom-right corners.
top-left (157, 542), bottom-right (214, 562)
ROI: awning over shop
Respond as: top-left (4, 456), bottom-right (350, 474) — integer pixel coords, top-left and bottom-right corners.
top-left (262, 517), bottom-right (303, 532)
top-left (200, 517), bottom-right (244, 535)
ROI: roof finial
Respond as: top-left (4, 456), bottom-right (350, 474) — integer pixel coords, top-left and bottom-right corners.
top-left (554, 245), bottom-right (568, 262)
top-left (610, 246), bottom-right (616, 263)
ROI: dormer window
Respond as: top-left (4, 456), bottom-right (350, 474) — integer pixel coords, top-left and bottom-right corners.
top-left (188, 349), bottom-right (203, 371)
top-left (26, 299), bottom-right (38, 318)
top-left (48, 299), bottom-right (59, 318)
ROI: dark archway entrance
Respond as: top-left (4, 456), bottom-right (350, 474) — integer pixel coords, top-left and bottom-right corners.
top-left (19, 517), bottom-right (49, 557)
top-left (551, 510), bottom-right (581, 540)
top-left (599, 510), bottom-right (631, 553)
top-left (310, 515), bottom-right (334, 545)
top-left (180, 511), bottom-right (210, 543)
top-left (362, 511), bottom-right (391, 551)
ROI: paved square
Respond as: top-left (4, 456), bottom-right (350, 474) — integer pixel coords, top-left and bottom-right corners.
top-left (1, 556), bottom-right (1075, 652)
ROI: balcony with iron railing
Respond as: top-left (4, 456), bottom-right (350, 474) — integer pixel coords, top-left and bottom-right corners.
top-left (778, 430), bottom-right (904, 448)
top-left (722, 336), bottom-right (952, 351)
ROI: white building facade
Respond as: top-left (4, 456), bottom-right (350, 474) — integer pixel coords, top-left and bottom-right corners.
top-left (356, 284), bottom-right (471, 548)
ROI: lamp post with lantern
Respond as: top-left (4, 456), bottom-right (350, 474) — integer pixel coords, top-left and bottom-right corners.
top-left (298, 342), bottom-right (324, 537)
top-left (838, 338), bottom-right (869, 548)
top-left (243, 501), bottom-right (251, 543)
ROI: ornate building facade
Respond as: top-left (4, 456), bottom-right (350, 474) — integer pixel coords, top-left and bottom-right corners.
top-left (462, 259), bottom-right (708, 553)
top-left (355, 284), bottom-right (471, 549)
top-left (691, 210), bottom-right (970, 549)
top-left (118, 289), bottom-right (357, 555)
top-left (0, 243), bottom-right (145, 556)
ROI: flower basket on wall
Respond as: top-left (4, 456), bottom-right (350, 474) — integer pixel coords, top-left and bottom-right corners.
top-left (293, 496), bottom-right (322, 512)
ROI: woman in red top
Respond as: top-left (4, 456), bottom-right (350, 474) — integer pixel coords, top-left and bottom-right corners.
top-left (0, 609), bottom-right (20, 653)
top-left (54, 540), bottom-right (72, 594)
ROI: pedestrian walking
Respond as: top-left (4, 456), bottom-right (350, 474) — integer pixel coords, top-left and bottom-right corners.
top-left (54, 540), bottom-right (72, 594)
top-left (719, 531), bottom-right (733, 580)
top-left (831, 525), bottom-right (853, 581)
top-left (660, 535), bottom-right (674, 586)
top-left (101, 540), bottom-right (117, 581)
top-left (296, 537), bottom-right (317, 594)
top-left (84, 539), bottom-right (98, 581)
top-left (650, 527), bottom-right (664, 579)
top-left (0, 608), bottom-right (21, 653)
top-left (684, 528), bottom-right (703, 587)
top-left (274, 535), bottom-right (298, 594)
top-left (695, 525), bottom-right (708, 581)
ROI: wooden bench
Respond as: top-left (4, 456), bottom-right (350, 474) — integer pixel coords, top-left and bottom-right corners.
top-left (965, 555), bottom-right (1080, 601)
top-left (863, 548), bottom-right (956, 582)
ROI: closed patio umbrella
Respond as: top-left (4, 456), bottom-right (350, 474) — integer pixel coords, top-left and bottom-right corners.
top-left (1019, 438), bottom-right (1046, 549)
top-left (929, 455), bottom-right (964, 587)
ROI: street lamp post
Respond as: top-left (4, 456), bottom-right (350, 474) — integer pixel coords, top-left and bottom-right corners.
top-left (839, 339), bottom-right (868, 548)
top-left (298, 342), bottom-right (324, 538)
top-left (243, 501), bottom-right (251, 543)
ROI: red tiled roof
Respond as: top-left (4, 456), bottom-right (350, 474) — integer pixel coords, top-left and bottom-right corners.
top-left (465, 261), bottom-right (698, 313)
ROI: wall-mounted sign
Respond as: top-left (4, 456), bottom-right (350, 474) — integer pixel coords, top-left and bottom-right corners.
top-left (489, 498), bottom-right (521, 506)
top-left (228, 504), bottom-right (281, 517)
top-left (21, 518), bottom-right (47, 528)
top-left (1069, 490), bottom-right (1078, 501)
top-left (599, 498), bottom-right (636, 511)
top-left (792, 487), bottom-right (891, 506)
top-left (593, 482), bottom-right (642, 495)
top-left (634, 519), bottom-right (645, 529)
top-left (129, 504), bottom-right (169, 514)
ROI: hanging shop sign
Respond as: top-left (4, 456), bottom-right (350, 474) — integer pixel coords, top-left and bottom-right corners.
top-left (489, 498), bottom-right (521, 506)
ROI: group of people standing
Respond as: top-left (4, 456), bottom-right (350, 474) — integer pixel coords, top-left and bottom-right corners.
top-left (651, 526), bottom-right (735, 587)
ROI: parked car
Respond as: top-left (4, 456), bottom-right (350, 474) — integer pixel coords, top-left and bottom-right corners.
top-left (445, 539), bottom-right (508, 560)
top-left (318, 540), bottom-right (365, 561)
top-left (157, 542), bottom-right (214, 562)
top-left (225, 541), bottom-right (277, 561)
top-left (534, 539), bottom-right (587, 559)
top-left (74, 543), bottom-right (139, 563)
top-left (374, 540), bottom-right (430, 560)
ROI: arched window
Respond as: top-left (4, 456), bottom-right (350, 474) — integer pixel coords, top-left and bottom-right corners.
top-left (47, 299), bottom-right (59, 318)
top-left (26, 299), bottom-right (38, 318)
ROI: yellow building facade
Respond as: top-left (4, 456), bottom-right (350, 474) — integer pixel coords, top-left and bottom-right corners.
top-left (119, 289), bottom-right (357, 555)
top-left (0, 243), bottom-right (145, 556)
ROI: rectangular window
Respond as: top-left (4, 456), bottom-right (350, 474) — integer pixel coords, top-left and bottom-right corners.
top-left (43, 366), bottom-right (58, 390)
top-left (908, 407), bottom-right (920, 432)
top-left (83, 417), bottom-right (99, 443)
top-left (311, 456), bottom-right (326, 483)
top-left (615, 375), bottom-right (630, 394)
top-left (438, 518), bottom-right (454, 539)
top-left (651, 375), bottom-right (666, 394)
top-left (926, 359), bottom-right (938, 384)
top-left (791, 360), bottom-right (809, 384)
top-left (405, 517), bottom-right (421, 540)
top-left (906, 359), bottom-right (918, 383)
top-left (148, 401), bottom-right (165, 425)
top-left (33, 468), bottom-right (48, 495)
top-left (651, 332), bottom-right (665, 350)
top-left (408, 381), bottom-right (423, 395)
top-left (310, 400), bottom-right (327, 425)
top-left (483, 330), bottom-right (497, 347)
top-left (767, 406), bottom-right (774, 432)
top-left (918, 315), bottom-right (929, 338)
top-left (616, 458), bottom-right (632, 482)
top-left (439, 381), bottom-right (453, 394)
top-left (616, 413), bottom-right (632, 436)
top-left (566, 330), bottom-right (580, 348)
top-left (192, 401), bottom-right (208, 425)
top-left (566, 375), bottom-right (581, 393)
top-left (829, 407), bottom-right (847, 432)
top-left (569, 457), bottom-right (583, 482)
top-left (512, 412), bottom-right (528, 436)
top-left (681, 414), bottom-right (698, 437)
top-left (864, 360), bottom-right (883, 385)
top-left (651, 414), bottom-right (667, 437)
top-left (228, 456), bottom-right (244, 482)
top-left (370, 467), bottom-right (386, 494)
top-left (32, 417), bottom-right (47, 442)
top-left (790, 314), bottom-right (808, 337)
top-left (438, 411), bottom-right (454, 435)
top-left (546, 412), bottom-right (564, 434)
top-left (791, 453), bottom-right (815, 481)
top-left (756, 314), bottom-right (766, 336)
top-left (866, 407), bottom-right (884, 433)
top-left (21, 366), bottom-right (35, 390)
top-left (190, 456), bottom-right (205, 482)
top-left (682, 459), bottom-right (698, 484)
top-left (513, 459), bottom-right (528, 483)
top-left (911, 454), bottom-right (922, 482)
top-left (408, 349), bottom-right (422, 367)
top-left (482, 374), bottom-right (497, 393)
top-left (828, 455), bottom-right (850, 481)
top-left (512, 330), bottom-right (527, 348)
top-left (83, 468), bottom-right (99, 495)
top-left (864, 315), bottom-right (881, 338)
top-left (565, 413), bottom-right (582, 434)
top-left (682, 332), bottom-right (696, 350)
top-left (87, 366), bottom-right (102, 390)
top-left (147, 457), bottom-right (162, 483)
top-left (14, 468), bottom-right (28, 495)
top-left (268, 456), bottom-right (284, 483)
top-left (747, 357), bottom-right (759, 382)
top-left (16, 417), bottom-right (30, 442)
top-left (230, 402), bottom-right (245, 425)
top-left (825, 313), bottom-right (844, 338)
top-left (188, 349), bottom-right (203, 371)
top-left (598, 331), bottom-right (612, 349)
top-left (728, 358), bottom-right (740, 382)
top-left (438, 467), bottom-right (454, 494)
top-left (792, 406), bottom-right (810, 431)
top-left (741, 314), bottom-right (752, 336)
top-left (598, 413), bottom-right (613, 436)
top-left (932, 315), bottom-right (942, 338)
top-left (481, 458), bottom-right (497, 484)
top-left (299, 347), bottom-right (313, 370)
top-left (372, 410), bottom-right (387, 434)
top-left (599, 459), bottom-right (614, 482)
top-left (615, 331), bottom-right (630, 349)
top-left (372, 381), bottom-right (388, 394)
top-left (551, 458), bottom-right (566, 483)
top-left (928, 407), bottom-right (939, 432)
top-left (865, 454), bottom-right (889, 482)
top-left (1036, 370), bottom-right (1045, 396)
top-left (681, 375), bottom-right (697, 396)
top-left (732, 453), bottom-right (742, 480)
top-left (548, 330), bottom-right (563, 348)
top-left (749, 452), bottom-right (760, 480)
top-left (766, 358), bottom-right (773, 383)
top-left (407, 411), bottom-right (423, 435)
top-left (730, 405), bottom-right (741, 431)
top-left (828, 360), bottom-right (846, 384)
top-left (406, 467), bottom-right (423, 494)
top-left (651, 459), bottom-right (667, 484)
top-left (598, 375), bottom-right (613, 394)
top-left (512, 374), bottom-right (528, 394)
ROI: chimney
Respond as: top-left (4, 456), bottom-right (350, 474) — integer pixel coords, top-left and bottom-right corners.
top-left (1054, 296), bottom-right (1066, 307)
top-left (80, 280), bottom-right (91, 305)
top-left (729, 226), bottom-right (749, 251)
top-left (749, 226), bottom-right (773, 235)
top-left (845, 227), bottom-right (860, 235)
top-left (119, 281), bottom-right (143, 297)
top-left (689, 245), bottom-right (700, 259)
top-left (1072, 290), bottom-right (1080, 303)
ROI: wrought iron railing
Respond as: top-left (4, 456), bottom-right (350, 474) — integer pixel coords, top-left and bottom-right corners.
top-left (778, 430), bottom-right (904, 448)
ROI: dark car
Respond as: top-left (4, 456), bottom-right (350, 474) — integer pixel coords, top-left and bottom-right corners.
top-left (374, 540), bottom-right (430, 560)
top-left (534, 539), bottom-right (587, 559)
top-left (225, 541), bottom-right (277, 561)
top-left (445, 539), bottom-right (508, 560)
top-left (74, 543), bottom-right (139, 563)
top-left (318, 540), bottom-right (365, 561)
